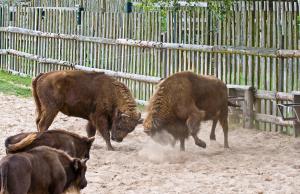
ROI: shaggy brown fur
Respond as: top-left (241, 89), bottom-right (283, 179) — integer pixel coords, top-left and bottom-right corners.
top-left (32, 70), bottom-right (141, 151)
top-left (0, 146), bottom-right (88, 194)
top-left (143, 71), bottom-right (232, 151)
top-left (5, 129), bottom-right (95, 159)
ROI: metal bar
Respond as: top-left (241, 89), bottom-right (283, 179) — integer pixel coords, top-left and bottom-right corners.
top-left (277, 103), bottom-right (300, 122)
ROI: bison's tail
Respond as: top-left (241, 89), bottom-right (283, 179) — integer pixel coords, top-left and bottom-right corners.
top-left (6, 133), bottom-right (37, 153)
top-left (228, 101), bottom-right (240, 107)
top-left (0, 161), bottom-right (8, 194)
top-left (32, 73), bottom-right (44, 119)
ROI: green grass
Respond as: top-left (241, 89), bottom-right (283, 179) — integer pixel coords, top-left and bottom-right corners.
top-left (0, 71), bottom-right (32, 87)
top-left (0, 71), bottom-right (32, 97)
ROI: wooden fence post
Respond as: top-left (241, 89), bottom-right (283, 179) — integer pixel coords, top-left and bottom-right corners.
top-left (292, 91), bottom-right (300, 137)
top-left (76, 4), bottom-right (83, 66)
top-left (244, 87), bottom-right (254, 128)
top-left (228, 88), bottom-right (240, 124)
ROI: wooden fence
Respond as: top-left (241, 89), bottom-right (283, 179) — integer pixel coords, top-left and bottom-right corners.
top-left (5, 7), bottom-right (162, 39)
top-left (0, 1), bottom-right (299, 134)
top-left (2, 3), bottom-right (298, 89)
top-left (0, 6), bottom-right (9, 27)
top-left (1, 26), bottom-right (300, 134)
top-left (166, 1), bottom-right (299, 46)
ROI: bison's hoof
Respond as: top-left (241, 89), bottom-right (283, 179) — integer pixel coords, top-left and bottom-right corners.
top-left (107, 146), bottom-right (115, 151)
top-left (210, 135), bottom-right (216, 140)
top-left (195, 140), bottom-right (206, 148)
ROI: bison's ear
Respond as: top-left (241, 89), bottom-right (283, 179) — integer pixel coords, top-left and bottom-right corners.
top-left (73, 159), bottom-right (82, 171)
top-left (152, 118), bottom-right (162, 129)
top-left (114, 109), bottom-right (122, 118)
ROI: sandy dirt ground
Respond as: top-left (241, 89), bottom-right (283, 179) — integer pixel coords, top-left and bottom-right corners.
top-left (1, 93), bottom-right (300, 194)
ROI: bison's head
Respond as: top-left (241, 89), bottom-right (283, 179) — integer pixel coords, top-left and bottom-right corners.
top-left (78, 137), bottom-right (95, 159)
top-left (111, 110), bottom-right (141, 142)
top-left (73, 158), bottom-right (88, 189)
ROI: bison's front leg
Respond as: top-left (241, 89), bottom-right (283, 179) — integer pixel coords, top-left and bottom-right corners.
top-left (95, 116), bottom-right (114, 151)
top-left (86, 121), bottom-right (96, 137)
top-left (219, 117), bottom-right (229, 148)
top-left (186, 109), bottom-right (206, 148)
top-left (100, 128), bottom-right (114, 151)
top-left (179, 138), bottom-right (185, 151)
top-left (210, 119), bottom-right (218, 141)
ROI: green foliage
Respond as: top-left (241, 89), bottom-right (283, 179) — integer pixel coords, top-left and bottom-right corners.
top-left (208, 0), bottom-right (233, 21)
top-left (137, 0), bottom-right (234, 33)
top-left (0, 71), bottom-right (32, 97)
top-left (1, 0), bottom-right (16, 5)
top-left (160, 11), bottom-right (168, 32)
top-left (138, 0), bottom-right (234, 20)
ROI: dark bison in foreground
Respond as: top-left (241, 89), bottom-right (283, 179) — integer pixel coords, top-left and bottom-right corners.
top-left (5, 129), bottom-right (95, 159)
top-left (0, 146), bottom-right (88, 194)
top-left (143, 71), bottom-right (236, 151)
top-left (32, 70), bottom-right (141, 150)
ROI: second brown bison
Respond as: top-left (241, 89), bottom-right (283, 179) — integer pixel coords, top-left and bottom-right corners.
top-left (32, 70), bottom-right (141, 150)
top-left (0, 146), bottom-right (88, 194)
top-left (143, 71), bottom-right (235, 151)
top-left (5, 129), bottom-right (95, 159)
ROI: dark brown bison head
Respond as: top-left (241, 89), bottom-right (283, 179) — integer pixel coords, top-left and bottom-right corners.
top-left (111, 110), bottom-right (141, 142)
top-left (77, 137), bottom-right (95, 159)
top-left (73, 158), bottom-right (89, 189)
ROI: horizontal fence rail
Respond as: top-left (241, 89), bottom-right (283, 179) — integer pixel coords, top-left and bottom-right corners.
top-left (0, 48), bottom-right (162, 83)
top-left (1, 27), bottom-right (300, 58)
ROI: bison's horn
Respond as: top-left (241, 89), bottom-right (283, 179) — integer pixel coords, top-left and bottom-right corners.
top-left (88, 137), bottom-right (95, 143)
top-left (138, 118), bottom-right (144, 124)
top-left (81, 158), bottom-right (89, 164)
top-left (121, 113), bottom-right (130, 118)
top-left (137, 112), bottom-right (141, 119)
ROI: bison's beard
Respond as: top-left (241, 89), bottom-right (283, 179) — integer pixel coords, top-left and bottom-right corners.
top-left (63, 185), bottom-right (80, 194)
top-left (151, 130), bottom-right (175, 146)
top-left (139, 130), bottom-right (187, 164)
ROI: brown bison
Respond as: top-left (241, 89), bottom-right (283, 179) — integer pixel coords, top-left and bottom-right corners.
top-left (143, 71), bottom-right (236, 151)
top-left (5, 129), bottom-right (95, 159)
top-left (0, 146), bottom-right (88, 194)
top-left (32, 70), bottom-right (141, 150)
